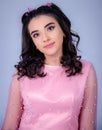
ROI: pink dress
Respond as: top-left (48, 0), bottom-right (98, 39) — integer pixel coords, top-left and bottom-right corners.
top-left (18, 60), bottom-right (92, 130)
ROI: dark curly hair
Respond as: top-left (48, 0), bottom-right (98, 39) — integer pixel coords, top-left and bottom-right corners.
top-left (15, 3), bottom-right (82, 78)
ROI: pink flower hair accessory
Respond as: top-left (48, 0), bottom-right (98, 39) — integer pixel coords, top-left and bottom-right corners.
top-left (43, 3), bottom-right (52, 7)
top-left (25, 8), bottom-right (36, 16)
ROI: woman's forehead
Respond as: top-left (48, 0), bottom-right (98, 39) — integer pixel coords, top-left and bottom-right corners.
top-left (28, 15), bottom-right (58, 30)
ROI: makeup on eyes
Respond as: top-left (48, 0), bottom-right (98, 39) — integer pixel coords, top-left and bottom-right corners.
top-left (30, 22), bottom-right (55, 37)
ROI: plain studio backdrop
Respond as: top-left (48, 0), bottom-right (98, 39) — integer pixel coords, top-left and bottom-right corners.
top-left (0, 0), bottom-right (102, 129)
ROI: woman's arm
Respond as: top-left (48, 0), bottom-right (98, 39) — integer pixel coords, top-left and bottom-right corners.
top-left (79, 64), bottom-right (98, 130)
top-left (1, 73), bottom-right (23, 130)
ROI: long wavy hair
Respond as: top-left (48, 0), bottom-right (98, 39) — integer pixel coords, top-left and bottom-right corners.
top-left (15, 3), bottom-right (82, 78)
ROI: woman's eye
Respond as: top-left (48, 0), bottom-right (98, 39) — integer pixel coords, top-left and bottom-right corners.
top-left (47, 26), bottom-right (55, 31)
top-left (33, 33), bottom-right (39, 38)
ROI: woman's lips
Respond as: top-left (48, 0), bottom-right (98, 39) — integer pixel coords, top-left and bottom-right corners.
top-left (44, 42), bottom-right (55, 49)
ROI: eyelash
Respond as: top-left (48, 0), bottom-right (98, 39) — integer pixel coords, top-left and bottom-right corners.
top-left (47, 25), bottom-right (55, 31)
top-left (33, 33), bottom-right (39, 38)
top-left (32, 25), bottom-right (55, 38)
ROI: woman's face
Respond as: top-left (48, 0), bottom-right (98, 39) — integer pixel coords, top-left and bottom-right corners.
top-left (28, 14), bottom-right (65, 58)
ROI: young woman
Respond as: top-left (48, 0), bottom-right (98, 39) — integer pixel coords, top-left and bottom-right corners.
top-left (1, 3), bottom-right (97, 130)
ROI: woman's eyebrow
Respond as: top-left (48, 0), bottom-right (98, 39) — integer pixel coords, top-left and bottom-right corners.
top-left (30, 22), bottom-right (55, 35)
top-left (44, 22), bottom-right (55, 28)
top-left (31, 30), bottom-right (38, 35)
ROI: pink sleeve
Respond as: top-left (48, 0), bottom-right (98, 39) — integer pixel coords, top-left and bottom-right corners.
top-left (1, 72), bottom-right (23, 130)
top-left (79, 64), bottom-right (98, 130)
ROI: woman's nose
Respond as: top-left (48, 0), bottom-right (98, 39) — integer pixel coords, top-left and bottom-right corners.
top-left (42, 33), bottom-right (50, 42)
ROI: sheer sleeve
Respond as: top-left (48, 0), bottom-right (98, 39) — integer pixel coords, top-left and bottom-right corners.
top-left (79, 64), bottom-right (98, 130)
top-left (1, 72), bottom-right (23, 130)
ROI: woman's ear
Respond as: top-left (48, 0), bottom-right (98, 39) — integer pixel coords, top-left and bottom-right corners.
top-left (63, 32), bottom-right (66, 38)
top-left (63, 34), bottom-right (66, 38)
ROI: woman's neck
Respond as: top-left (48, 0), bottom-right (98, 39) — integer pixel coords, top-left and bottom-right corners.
top-left (44, 56), bottom-right (61, 66)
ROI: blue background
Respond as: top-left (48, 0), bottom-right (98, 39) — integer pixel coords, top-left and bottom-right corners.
top-left (0, 0), bottom-right (102, 129)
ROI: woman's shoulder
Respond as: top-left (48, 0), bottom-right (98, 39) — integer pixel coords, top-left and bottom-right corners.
top-left (81, 59), bottom-right (93, 68)
top-left (81, 59), bottom-right (92, 65)
top-left (80, 59), bottom-right (94, 74)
